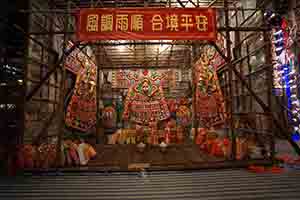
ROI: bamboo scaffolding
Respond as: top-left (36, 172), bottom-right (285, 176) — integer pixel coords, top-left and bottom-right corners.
top-left (11, 0), bottom-right (296, 169)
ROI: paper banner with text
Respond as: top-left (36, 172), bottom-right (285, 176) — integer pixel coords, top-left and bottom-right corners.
top-left (77, 8), bottom-right (216, 41)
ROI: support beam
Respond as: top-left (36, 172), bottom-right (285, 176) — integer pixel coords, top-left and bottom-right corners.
top-left (96, 46), bottom-right (104, 144)
top-left (192, 44), bottom-right (198, 138)
top-left (224, 0), bottom-right (236, 161)
top-left (231, 63), bottom-right (300, 155)
top-left (168, 44), bottom-right (174, 66)
top-left (208, 0), bottom-right (218, 7)
top-left (28, 26), bottom-right (269, 36)
top-left (0, 16), bottom-right (58, 57)
top-left (176, 0), bottom-right (185, 8)
top-left (25, 41), bottom-right (83, 102)
top-left (56, 0), bottom-right (71, 168)
top-left (88, 42), bottom-right (195, 46)
top-left (214, 36), bottom-right (300, 156)
top-left (218, 27), bottom-right (268, 32)
top-left (32, 111), bottom-right (57, 145)
top-left (100, 64), bottom-right (185, 70)
top-left (187, 0), bottom-right (197, 7)
top-left (217, 43), bottom-right (267, 74)
top-left (261, 3), bottom-right (276, 160)
top-left (19, 8), bottom-right (263, 15)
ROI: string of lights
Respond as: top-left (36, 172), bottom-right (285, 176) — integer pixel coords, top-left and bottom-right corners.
top-left (265, 11), bottom-right (300, 143)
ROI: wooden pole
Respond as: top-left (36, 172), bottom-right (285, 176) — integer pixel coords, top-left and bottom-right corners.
top-left (22, 0), bottom-right (30, 145)
top-left (25, 43), bottom-right (78, 102)
top-left (192, 45), bottom-right (198, 140)
top-left (234, 4), bottom-right (242, 118)
top-left (224, 0), bottom-right (236, 160)
top-left (262, 4), bottom-right (275, 160)
top-left (55, 0), bottom-right (70, 168)
top-left (212, 33), bottom-right (300, 155)
top-left (96, 46), bottom-right (103, 144)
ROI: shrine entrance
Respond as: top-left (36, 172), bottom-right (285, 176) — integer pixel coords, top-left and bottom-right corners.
top-left (60, 7), bottom-right (230, 171)
top-left (60, 7), bottom-right (268, 171)
top-left (19, 3), bottom-right (278, 172)
top-left (64, 42), bottom-right (231, 171)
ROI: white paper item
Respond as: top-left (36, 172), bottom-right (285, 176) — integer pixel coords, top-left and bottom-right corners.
top-left (77, 143), bottom-right (88, 165)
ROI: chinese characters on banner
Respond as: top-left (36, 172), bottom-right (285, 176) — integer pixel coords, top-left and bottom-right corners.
top-left (77, 8), bottom-right (216, 41)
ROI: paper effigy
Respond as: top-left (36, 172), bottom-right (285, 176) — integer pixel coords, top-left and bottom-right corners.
top-left (123, 75), bottom-right (170, 124)
top-left (194, 53), bottom-right (226, 128)
top-left (65, 59), bottom-right (97, 132)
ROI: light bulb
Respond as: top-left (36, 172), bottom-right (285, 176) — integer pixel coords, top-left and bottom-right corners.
top-left (291, 95), bottom-right (298, 100)
top-left (291, 85), bottom-right (297, 89)
top-left (274, 30), bottom-right (283, 35)
top-left (271, 13), bottom-right (276, 19)
top-left (275, 38), bottom-right (284, 43)
top-left (276, 47), bottom-right (284, 52)
top-left (289, 80), bottom-right (295, 84)
top-left (289, 70), bottom-right (296, 75)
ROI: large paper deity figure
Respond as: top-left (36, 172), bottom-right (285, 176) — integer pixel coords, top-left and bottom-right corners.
top-left (65, 60), bottom-right (97, 132)
top-left (194, 52), bottom-right (226, 128)
top-left (123, 72), bottom-right (170, 124)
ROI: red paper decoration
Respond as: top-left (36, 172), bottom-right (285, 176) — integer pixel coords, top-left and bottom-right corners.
top-left (194, 53), bottom-right (227, 128)
top-left (65, 59), bottom-right (97, 132)
top-left (123, 77), bottom-right (170, 124)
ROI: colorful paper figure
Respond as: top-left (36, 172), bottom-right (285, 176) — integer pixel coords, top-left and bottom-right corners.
top-left (65, 59), bottom-right (97, 132)
top-left (194, 53), bottom-right (227, 128)
top-left (123, 76), bottom-right (170, 124)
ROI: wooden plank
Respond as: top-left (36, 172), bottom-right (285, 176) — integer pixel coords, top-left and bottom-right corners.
top-left (128, 163), bottom-right (150, 170)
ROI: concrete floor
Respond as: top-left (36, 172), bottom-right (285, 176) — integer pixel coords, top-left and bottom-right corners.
top-left (1, 169), bottom-right (300, 200)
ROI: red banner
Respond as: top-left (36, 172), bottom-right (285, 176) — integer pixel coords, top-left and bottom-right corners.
top-left (77, 8), bottom-right (216, 41)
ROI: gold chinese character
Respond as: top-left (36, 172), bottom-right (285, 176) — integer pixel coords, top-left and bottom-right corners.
top-left (166, 14), bottom-right (179, 31)
top-left (101, 14), bottom-right (113, 32)
top-left (87, 14), bottom-right (99, 32)
top-left (116, 14), bottom-right (129, 31)
top-left (131, 15), bottom-right (143, 31)
top-left (196, 16), bottom-right (208, 31)
top-left (181, 15), bottom-right (193, 31)
top-left (151, 15), bottom-right (163, 31)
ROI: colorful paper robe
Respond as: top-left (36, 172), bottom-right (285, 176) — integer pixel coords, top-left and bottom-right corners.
top-left (65, 59), bottom-right (97, 132)
top-left (123, 76), bottom-right (170, 124)
top-left (194, 53), bottom-right (226, 128)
